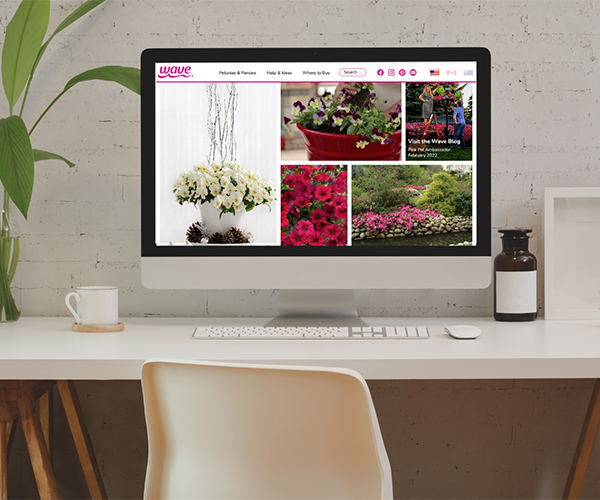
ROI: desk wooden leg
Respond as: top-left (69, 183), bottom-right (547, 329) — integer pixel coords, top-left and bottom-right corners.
top-left (6, 421), bottom-right (16, 462)
top-left (1, 423), bottom-right (7, 500)
top-left (17, 392), bottom-right (60, 500)
top-left (57, 381), bottom-right (107, 500)
top-left (39, 390), bottom-right (52, 454)
top-left (563, 379), bottom-right (600, 499)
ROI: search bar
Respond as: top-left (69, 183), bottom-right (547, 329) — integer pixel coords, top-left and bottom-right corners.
top-left (339, 68), bottom-right (367, 77)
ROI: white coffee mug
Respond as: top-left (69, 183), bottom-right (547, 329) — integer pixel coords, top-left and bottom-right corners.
top-left (66, 286), bottom-right (119, 326)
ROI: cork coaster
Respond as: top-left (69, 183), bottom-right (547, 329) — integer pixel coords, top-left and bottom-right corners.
top-left (72, 322), bottom-right (125, 333)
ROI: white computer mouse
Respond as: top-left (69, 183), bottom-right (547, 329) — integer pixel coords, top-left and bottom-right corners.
top-left (444, 324), bottom-right (482, 340)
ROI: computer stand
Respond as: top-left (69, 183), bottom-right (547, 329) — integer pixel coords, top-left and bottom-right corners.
top-left (264, 289), bottom-right (368, 327)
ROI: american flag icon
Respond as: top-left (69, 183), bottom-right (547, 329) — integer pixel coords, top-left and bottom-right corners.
top-left (430, 68), bottom-right (440, 76)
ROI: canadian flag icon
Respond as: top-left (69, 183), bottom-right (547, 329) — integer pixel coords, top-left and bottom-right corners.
top-left (447, 70), bottom-right (457, 76)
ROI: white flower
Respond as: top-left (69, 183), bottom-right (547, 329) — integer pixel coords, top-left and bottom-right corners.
top-left (195, 174), bottom-right (206, 187)
top-left (222, 195), bottom-right (233, 209)
top-left (174, 161), bottom-right (277, 213)
top-left (232, 191), bottom-right (244, 206)
top-left (222, 182), bottom-right (236, 196)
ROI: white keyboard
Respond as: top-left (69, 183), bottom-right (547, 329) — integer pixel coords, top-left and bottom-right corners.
top-left (192, 326), bottom-right (430, 340)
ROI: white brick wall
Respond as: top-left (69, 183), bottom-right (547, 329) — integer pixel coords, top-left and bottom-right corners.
top-left (1, 0), bottom-right (597, 320)
top-left (2, 1), bottom-right (600, 498)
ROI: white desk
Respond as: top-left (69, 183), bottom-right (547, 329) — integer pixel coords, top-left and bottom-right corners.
top-left (0, 316), bottom-right (599, 380)
top-left (2, 316), bottom-right (600, 499)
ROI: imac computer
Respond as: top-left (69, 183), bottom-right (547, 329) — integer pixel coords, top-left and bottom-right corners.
top-left (141, 47), bottom-right (491, 325)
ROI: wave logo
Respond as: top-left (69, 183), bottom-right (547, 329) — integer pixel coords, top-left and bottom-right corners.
top-left (157, 65), bottom-right (193, 79)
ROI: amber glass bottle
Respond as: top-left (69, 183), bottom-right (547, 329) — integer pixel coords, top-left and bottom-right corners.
top-left (494, 229), bottom-right (537, 322)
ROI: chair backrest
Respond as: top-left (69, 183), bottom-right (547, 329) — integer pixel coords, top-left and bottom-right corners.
top-left (141, 359), bottom-right (393, 500)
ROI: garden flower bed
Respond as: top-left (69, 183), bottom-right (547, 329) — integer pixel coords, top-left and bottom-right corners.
top-left (352, 206), bottom-right (472, 241)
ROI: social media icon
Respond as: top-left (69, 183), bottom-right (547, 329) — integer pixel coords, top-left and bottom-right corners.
top-left (388, 69), bottom-right (395, 77)
top-left (377, 69), bottom-right (384, 76)
top-left (409, 69), bottom-right (417, 76)
top-left (399, 69), bottom-right (406, 76)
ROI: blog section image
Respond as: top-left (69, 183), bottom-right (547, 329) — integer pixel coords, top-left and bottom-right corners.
top-left (405, 83), bottom-right (473, 161)
top-left (281, 83), bottom-right (402, 162)
top-left (351, 164), bottom-right (473, 246)
top-left (157, 82), bottom-right (281, 246)
top-left (280, 165), bottom-right (348, 246)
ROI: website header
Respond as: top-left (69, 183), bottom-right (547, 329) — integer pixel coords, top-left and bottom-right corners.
top-left (155, 62), bottom-right (477, 83)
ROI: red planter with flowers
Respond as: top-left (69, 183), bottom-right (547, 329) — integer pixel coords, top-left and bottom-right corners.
top-left (297, 125), bottom-right (402, 161)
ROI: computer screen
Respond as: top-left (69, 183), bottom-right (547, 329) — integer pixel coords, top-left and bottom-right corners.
top-left (141, 47), bottom-right (491, 295)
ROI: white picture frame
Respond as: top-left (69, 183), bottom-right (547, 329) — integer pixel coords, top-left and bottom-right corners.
top-left (544, 187), bottom-right (600, 319)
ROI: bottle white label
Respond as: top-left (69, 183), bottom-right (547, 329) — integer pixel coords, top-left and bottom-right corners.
top-left (496, 271), bottom-right (537, 314)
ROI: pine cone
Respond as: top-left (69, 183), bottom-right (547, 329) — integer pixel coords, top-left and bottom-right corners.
top-left (222, 231), bottom-right (236, 244)
top-left (208, 232), bottom-right (223, 244)
top-left (186, 221), bottom-right (206, 243)
top-left (225, 227), bottom-right (250, 244)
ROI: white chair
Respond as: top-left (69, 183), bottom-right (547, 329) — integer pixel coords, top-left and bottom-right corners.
top-left (141, 359), bottom-right (393, 500)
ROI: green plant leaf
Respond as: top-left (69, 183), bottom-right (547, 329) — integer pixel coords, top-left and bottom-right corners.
top-left (29, 65), bottom-right (140, 135)
top-left (0, 116), bottom-right (34, 219)
top-left (31, 0), bottom-right (107, 78)
top-left (64, 66), bottom-right (141, 95)
top-left (33, 149), bottom-right (75, 168)
top-left (1, 0), bottom-right (50, 112)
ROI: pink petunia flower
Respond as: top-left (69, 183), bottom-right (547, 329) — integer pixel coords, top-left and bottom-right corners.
top-left (314, 185), bottom-right (333, 202)
top-left (313, 173), bottom-right (331, 183)
top-left (323, 223), bottom-right (342, 240)
top-left (288, 230), bottom-right (307, 246)
top-left (310, 209), bottom-right (327, 225)
top-left (297, 220), bottom-right (315, 233)
top-left (306, 232), bottom-right (326, 246)
top-left (322, 202), bottom-right (336, 218)
top-left (334, 204), bottom-right (347, 220)
top-left (295, 196), bottom-right (310, 208)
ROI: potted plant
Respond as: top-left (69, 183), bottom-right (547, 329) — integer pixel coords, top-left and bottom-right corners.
top-left (283, 83), bottom-right (402, 161)
top-left (173, 161), bottom-right (276, 237)
top-left (0, 0), bottom-right (140, 321)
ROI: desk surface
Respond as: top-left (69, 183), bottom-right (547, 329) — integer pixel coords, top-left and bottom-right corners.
top-left (1, 317), bottom-right (599, 380)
